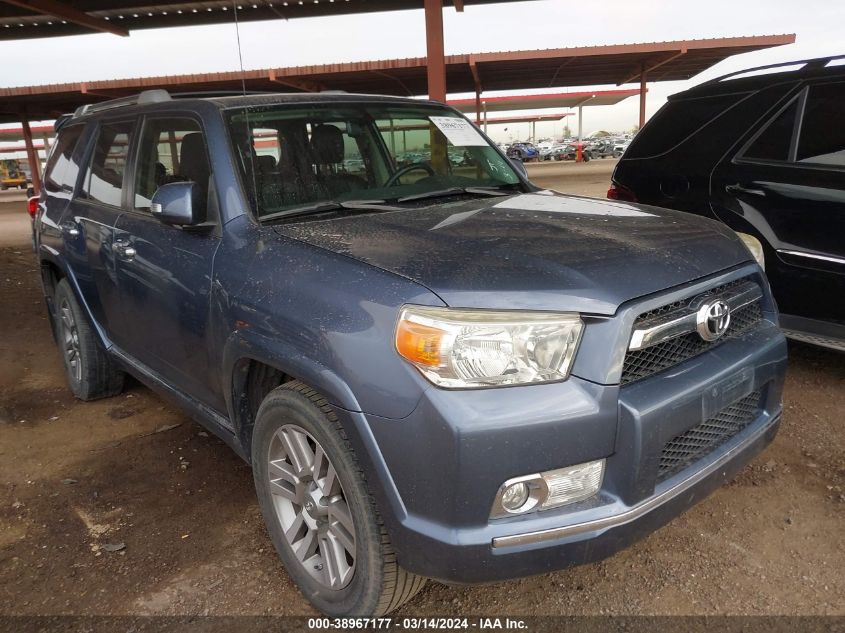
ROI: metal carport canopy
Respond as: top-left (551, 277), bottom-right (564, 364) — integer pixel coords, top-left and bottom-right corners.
top-left (448, 89), bottom-right (641, 113)
top-left (0, 35), bottom-right (795, 124)
top-left (0, 0), bottom-right (512, 40)
top-left (0, 0), bottom-right (526, 192)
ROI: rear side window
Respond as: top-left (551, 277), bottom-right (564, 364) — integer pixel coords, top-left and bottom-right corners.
top-left (743, 98), bottom-right (799, 162)
top-left (797, 82), bottom-right (845, 166)
top-left (625, 93), bottom-right (746, 158)
top-left (44, 125), bottom-right (84, 194)
top-left (82, 121), bottom-right (134, 207)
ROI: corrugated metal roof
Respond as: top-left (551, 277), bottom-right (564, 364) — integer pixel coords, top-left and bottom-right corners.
top-left (0, 0), bottom-right (515, 40)
top-left (448, 89), bottom-right (642, 113)
top-left (0, 35), bottom-right (796, 123)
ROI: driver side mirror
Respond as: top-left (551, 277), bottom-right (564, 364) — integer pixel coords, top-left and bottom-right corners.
top-left (510, 158), bottom-right (528, 180)
top-left (150, 181), bottom-right (205, 226)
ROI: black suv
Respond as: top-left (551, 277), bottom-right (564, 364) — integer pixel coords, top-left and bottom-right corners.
top-left (611, 56), bottom-right (845, 352)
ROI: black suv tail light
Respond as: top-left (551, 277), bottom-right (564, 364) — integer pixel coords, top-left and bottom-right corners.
top-left (607, 182), bottom-right (638, 202)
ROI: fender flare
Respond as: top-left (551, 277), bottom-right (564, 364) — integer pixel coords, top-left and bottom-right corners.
top-left (221, 328), bottom-right (364, 435)
top-left (38, 245), bottom-right (113, 351)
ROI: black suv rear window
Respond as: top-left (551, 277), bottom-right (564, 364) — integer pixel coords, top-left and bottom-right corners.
top-left (625, 93), bottom-right (746, 158)
top-left (742, 98), bottom-right (799, 162)
top-left (797, 82), bottom-right (845, 166)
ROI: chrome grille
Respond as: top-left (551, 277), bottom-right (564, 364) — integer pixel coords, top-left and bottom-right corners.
top-left (622, 277), bottom-right (763, 385)
top-left (657, 390), bottom-right (763, 482)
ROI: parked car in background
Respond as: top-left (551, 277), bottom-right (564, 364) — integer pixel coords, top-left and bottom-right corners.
top-left (588, 139), bottom-right (615, 158)
top-left (613, 139), bottom-right (632, 158)
top-left (506, 141), bottom-right (540, 161)
top-left (538, 144), bottom-right (555, 161)
top-left (611, 55), bottom-right (845, 352)
top-left (35, 89), bottom-right (786, 618)
top-left (553, 142), bottom-right (591, 161)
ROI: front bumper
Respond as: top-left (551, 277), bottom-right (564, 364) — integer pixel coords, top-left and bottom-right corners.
top-left (335, 315), bottom-right (787, 584)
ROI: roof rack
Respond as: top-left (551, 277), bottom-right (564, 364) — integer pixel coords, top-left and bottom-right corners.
top-left (703, 54), bottom-right (845, 86)
top-left (168, 90), bottom-right (272, 98)
top-left (73, 89), bottom-right (171, 118)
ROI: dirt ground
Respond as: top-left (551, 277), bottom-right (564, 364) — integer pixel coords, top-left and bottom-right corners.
top-left (0, 162), bottom-right (842, 617)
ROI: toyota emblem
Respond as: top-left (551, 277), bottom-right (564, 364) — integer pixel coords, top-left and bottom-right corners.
top-left (696, 300), bottom-right (731, 341)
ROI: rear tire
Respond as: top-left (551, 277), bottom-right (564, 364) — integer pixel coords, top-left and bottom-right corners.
top-left (252, 381), bottom-right (426, 616)
top-left (52, 279), bottom-right (124, 401)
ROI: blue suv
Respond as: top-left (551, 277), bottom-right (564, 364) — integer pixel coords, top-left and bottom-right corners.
top-left (34, 90), bottom-right (787, 616)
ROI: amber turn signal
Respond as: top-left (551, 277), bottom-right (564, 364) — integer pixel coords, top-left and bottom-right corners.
top-left (395, 319), bottom-right (444, 367)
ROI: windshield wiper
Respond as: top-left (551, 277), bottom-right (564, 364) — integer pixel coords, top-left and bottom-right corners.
top-left (396, 184), bottom-right (519, 203)
top-left (396, 187), bottom-right (464, 203)
top-left (464, 185), bottom-right (517, 197)
top-left (259, 199), bottom-right (399, 223)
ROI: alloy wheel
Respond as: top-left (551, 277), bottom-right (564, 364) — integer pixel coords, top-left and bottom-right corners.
top-left (59, 298), bottom-right (82, 383)
top-left (267, 424), bottom-right (356, 590)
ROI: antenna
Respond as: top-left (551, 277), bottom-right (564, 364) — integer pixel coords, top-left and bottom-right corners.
top-left (232, 2), bottom-right (248, 97)
top-left (232, 0), bottom-right (259, 214)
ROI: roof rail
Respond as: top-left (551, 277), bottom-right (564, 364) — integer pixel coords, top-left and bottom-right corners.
top-left (169, 90), bottom-right (271, 98)
top-left (53, 113), bottom-right (73, 132)
top-left (703, 54), bottom-right (845, 86)
top-left (73, 89), bottom-right (171, 118)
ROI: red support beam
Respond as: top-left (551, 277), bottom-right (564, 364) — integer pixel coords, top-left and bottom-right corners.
top-left (424, 0), bottom-right (447, 102)
top-left (21, 119), bottom-right (42, 194)
top-left (268, 70), bottom-right (325, 92)
top-left (2, 0), bottom-right (129, 36)
top-left (469, 57), bottom-right (483, 125)
top-left (639, 64), bottom-right (647, 130)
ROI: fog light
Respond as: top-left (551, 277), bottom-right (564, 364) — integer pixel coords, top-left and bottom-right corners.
top-left (501, 482), bottom-right (530, 511)
top-left (541, 459), bottom-right (605, 509)
top-left (491, 459), bottom-right (605, 519)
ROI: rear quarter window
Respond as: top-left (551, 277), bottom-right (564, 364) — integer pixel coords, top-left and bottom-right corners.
top-left (44, 125), bottom-right (84, 194)
top-left (625, 93), bottom-right (748, 159)
top-left (741, 97), bottom-right (800, 162)
top-left (796, 82), bottom-right (845, 167)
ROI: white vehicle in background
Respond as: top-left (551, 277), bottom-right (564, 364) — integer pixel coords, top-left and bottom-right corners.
top-left (613, 139), bottom-right (632, 158)
top-left (536, 139), bottom-right (558, 161)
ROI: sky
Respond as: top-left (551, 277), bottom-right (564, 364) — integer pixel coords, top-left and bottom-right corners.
top-left (0, 0), bottom-right (842, 145)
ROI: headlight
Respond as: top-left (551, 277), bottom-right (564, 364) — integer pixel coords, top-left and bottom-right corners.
top-left (395, 305), bottom-right (583, 388)
top-left (736, 232), bottom-right (765, 270)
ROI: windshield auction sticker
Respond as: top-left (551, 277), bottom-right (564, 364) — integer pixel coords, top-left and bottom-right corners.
top-left (429, 116), bottom-right (488, 146)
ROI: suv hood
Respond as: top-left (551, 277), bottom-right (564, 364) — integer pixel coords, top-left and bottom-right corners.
top-left (274, 192), bottom-right (750, 315)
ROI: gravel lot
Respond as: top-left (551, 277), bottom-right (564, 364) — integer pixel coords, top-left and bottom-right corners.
top-left (0, 161), bottom-right (842, 617)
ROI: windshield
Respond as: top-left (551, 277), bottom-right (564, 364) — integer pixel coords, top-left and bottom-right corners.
top-left (225, 103), bottom-right (521, 220)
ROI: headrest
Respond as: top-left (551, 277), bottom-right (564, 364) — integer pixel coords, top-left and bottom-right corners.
top-left (310, 124), bottom-right (345, 165)
top-left (257, 154), bottom-right (276, 173)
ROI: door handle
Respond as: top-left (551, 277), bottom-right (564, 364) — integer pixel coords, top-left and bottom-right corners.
top-left (726, 183), bottom-right (766, 197)
top-left (113, 238), bottom-right (136, 260)
top-left (60, 221), bottom-right (80, 237)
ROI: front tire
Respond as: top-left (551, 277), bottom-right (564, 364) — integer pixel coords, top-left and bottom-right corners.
top-left (252, 381), bottom-right (426, 616)
top-left (52, 278), bottom-right (124, 401)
